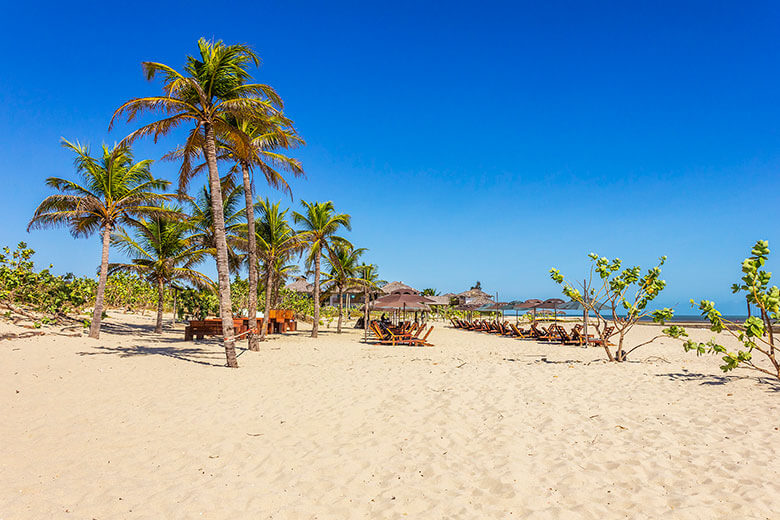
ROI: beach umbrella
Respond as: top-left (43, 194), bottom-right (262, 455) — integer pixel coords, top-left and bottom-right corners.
top-left (515, 299), bottom-right (543, 323)
top-left (540, 298), bottom-right (566, 321)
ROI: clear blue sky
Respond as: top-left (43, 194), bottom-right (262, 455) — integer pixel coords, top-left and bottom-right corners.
top-left (1, 1), bottom-right (778, 314)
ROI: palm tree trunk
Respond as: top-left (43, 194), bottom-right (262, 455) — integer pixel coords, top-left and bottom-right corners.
top-left (89, 224), bottom-right (112, 339)
top-left (312, 248), bottom-right (321, 338)
top-left (363, 287), bottom-right (369, 342)
top-left (260, 265), bottom-right (273, 341)
top-left (240, 161), bottom-right (259, 351)
top-left (203, 122), bottom-right (238, 367)
top-left (155, 277), bottom-right (164, 334)
top-left (337, 287), bottom-right (344, 333)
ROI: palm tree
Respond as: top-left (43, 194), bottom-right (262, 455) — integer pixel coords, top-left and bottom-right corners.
top-left (292, 201), bottom-right (351, 338)
top-left (28, 139), bottom-right (173, 338)
top-left (323, 243), bottom-right (365, 333)
top-left (109, 211), bottom-right (213, 333)
top-left (254, 199), bottom-right (301, 342)
top-left (187, 177), bottom-right (245, 273)
top-left (356, 263), bottom-right (385, 341)
top-left (221, 116), bottom-right (304, 350)
top-left (111, 38), bottom-right (282, 367)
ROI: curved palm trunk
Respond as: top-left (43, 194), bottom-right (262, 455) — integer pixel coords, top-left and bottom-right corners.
top-left (337, 286), bottom-right (344, 333)
top-left (89, 224), bottom-right (112, 339)
top-left (155, 277), bottom-right (164, 334)
top-left (260, 265), bottom-right (273, 341)
top-left (240, 161), bottom-right (259, 350)
top-left (312, 248), bottom-right (321, 338)
top-left (204, 122), bottom-right (238, 367)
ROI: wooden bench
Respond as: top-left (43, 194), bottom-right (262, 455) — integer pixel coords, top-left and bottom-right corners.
top-left (184, 319), bottom-right (250, 341)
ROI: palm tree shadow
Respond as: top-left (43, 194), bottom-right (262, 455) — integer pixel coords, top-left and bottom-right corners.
top-left (77, 342), bottom-right (247, 367)
top-left (657, 371), bottom-right (780, 391)
top-left (99, 319), bottom-right (188, 344)
top-left (81, 319), bottom-right (251, 367)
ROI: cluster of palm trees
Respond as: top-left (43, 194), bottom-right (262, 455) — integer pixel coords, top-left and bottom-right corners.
top-left (27, 38), bottom-right (381, 368)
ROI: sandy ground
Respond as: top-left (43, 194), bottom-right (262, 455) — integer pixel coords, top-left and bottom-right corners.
top-left (1, 312), bottom-right (778, 519)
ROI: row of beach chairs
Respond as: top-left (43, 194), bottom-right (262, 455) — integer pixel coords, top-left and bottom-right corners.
top-left (369, 320), bottom-right (434, 346)
top-left (450, 318), bottom-right (613, 347)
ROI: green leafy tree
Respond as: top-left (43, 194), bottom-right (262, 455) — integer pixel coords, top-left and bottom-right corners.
top-left (111, 38), bottom-right (280, 367)
top-left (220, 116), bottom-right (304, 350)
top-left (254, 199), bottom-right (301, 342)
top-left (0, 242), bottom-right (96, 322)
top-left (323, 243), bottom-right (365, 333)
top-left (666, 240), bottom-right (780, 380)
top-left (292, 201), bottom-right (351, 338)
top-left (421, 288), bottom-right (439, 296)
top-left (178, 288), bottom-right (219, 320)
top-left (28, 139), bottom-right (173, 338)
top-left (187, 177), bottom-right (245, 273)
top-left (356, 263), bottom-right (385, 339)
top-left (550, 253), bottom-right (674, 362)
top-left (109, 212), bottom-right (213, 333)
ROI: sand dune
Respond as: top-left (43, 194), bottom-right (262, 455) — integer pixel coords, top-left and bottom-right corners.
top-left (1, 313), bottom-right (778, 519)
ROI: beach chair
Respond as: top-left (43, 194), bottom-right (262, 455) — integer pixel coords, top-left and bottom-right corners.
top-left (556, 325), bottom-right (581, 345)
top-left (588, 326), bottom-right (615, 347)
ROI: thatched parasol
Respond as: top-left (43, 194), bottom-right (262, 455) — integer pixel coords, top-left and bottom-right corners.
top-left (381, 281), bottom-right (420, 295)
top-left (286, 276), bottom-right (313, 294)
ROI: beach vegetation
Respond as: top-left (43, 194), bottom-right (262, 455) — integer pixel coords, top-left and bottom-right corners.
top-left (292, 201), bottom-right (351, 338)
top-left (108, 210), bottom-right (214, 333)
top-left (112, 38), bottom-right (282, 367)
top-left (668, 240), bottom-right (780, 380)
top-left (550, 253), bottom-right (673, 362)
top-left (323, 243), bottom-right (365, 333)
top-left (254, 199), bottom-right (303, 343)
top-left (28, 139), bottom-right (175, 338)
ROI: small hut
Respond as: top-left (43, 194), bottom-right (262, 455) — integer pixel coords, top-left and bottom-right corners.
top-left (381, 281), bottom-right (420, 295)
top-left (285, 276), bottom-right (314, 294)
top-left (454, 287), bottom-right (494, 306)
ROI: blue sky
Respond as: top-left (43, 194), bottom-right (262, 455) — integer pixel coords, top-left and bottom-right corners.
top-left (1, 1), bottom-right (779, 314)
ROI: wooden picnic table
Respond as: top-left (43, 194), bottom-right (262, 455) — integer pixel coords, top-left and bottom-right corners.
top-left (184, 310), bottom-right (297, 340)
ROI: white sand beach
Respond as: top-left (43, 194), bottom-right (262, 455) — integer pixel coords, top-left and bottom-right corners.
top-left (1, 313), bottom-right (778, 519)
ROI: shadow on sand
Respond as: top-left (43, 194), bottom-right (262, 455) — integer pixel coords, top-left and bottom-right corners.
top-left (657, 371), bottom-right (780, 391)
top-left (78, 319), bottom-right (255, 367)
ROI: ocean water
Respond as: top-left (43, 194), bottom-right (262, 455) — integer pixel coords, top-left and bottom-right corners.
top-left (499, 312), bottom-right (751, 323)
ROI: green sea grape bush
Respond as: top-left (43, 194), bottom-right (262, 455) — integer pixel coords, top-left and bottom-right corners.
top-left (667, 240), bottom-right (780, 380)
top-left (104, 272), bottom-right (169, 312)
top-left (550, 253), bottom-right (674, 362)
top-left (0, 242), bottom-right (96, 321)
top-left (178, 288), bottom-right (219, 320)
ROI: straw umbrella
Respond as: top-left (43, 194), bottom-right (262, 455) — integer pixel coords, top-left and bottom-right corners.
top-left (541, 298), bottom-right (566, 322)
top-left (515, 299), bottom-right (543, 323)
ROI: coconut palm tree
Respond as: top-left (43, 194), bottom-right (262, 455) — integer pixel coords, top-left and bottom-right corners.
top-left (187, 177), bottom-right (245, 273)
top-left (109, 211), bottom-right (213, 333)
top-left (221, 116), bottom-right (304, 350)
top-left (323, 243), bottom-right (365, 333)
top-left (254, 199), bottom-right (301, 342)
top-left (356, 263), bottom-right (386, 341)
top-left (111, 38), bottom-right (282, 367)
top-left (28, 139), bottom-right (174, 338)
top-left (292, 201), bottom-right (351, 338)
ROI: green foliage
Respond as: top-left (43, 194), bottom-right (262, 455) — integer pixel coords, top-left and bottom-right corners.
top-left (276, 288), bottom-right (314, 319)
top-left (668, 240), bottom-right (780, 379)
top-left (230, 277), bottom-right (250, 315)
top-left (551, 252), bottom-right (671, 362)
top-left (421, 288), bottom-right (439, 296)
top-left (178, 288), bottom-right (219, 320)
top-left (0, 242), bottom-right (96, 319)
top-left (105, 272), bottom-right (166, 311)
top-left (0, 243), bottom-right (198, 324)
